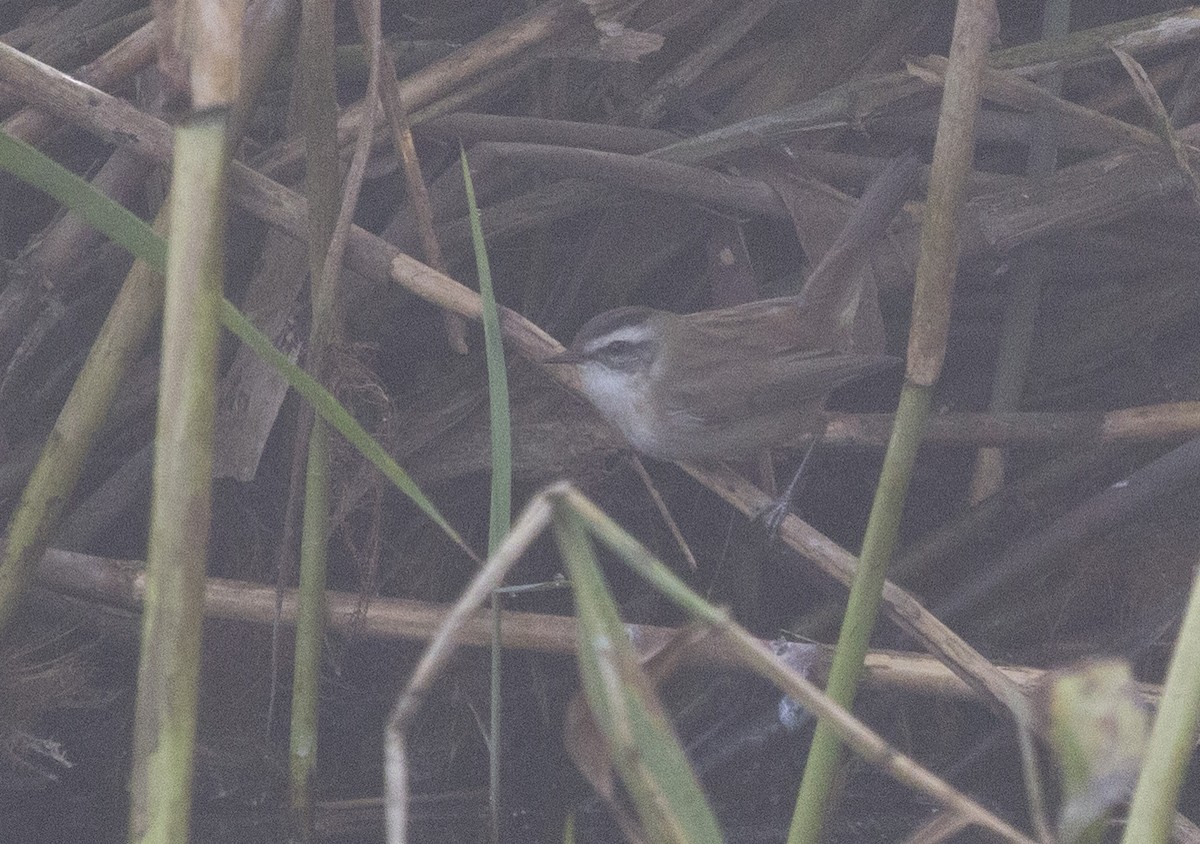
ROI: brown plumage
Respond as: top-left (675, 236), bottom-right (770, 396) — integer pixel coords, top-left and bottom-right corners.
top-left (550, 299), bottom-right (896, 461)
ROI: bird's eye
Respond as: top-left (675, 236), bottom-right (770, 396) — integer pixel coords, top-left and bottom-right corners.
top-left (605, 340), bottom-right (632, 356)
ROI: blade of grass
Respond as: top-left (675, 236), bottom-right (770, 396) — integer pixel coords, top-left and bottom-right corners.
top-left (0, 128), bottom-right (472, 556)
top-left (550, 500), bottom-right (722, 844)
top-left (0, 130), bottom-right (165, 266)
top-left (461, 143), bottom-right (512, 843)
top-left (554, 484), bottom-right (1037, 844)
top-left (461, 146), bottom-right (512, 552)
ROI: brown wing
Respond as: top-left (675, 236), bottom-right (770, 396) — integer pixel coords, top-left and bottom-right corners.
top-left (661, 298), bottom-right (894, 424)
top-left (680, 297), bottom-right (829, 360)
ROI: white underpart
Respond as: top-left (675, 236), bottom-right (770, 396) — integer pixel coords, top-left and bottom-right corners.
top-left (574, 322), bottom-right (669, 454)
top-left (577, 362), bottom-right (662, 455)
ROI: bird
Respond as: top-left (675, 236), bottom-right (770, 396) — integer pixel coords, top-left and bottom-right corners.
top-left (547, 297), bottom-right (896, 462)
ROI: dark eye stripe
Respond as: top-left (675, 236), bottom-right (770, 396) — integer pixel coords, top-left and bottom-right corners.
top-left (584, 336), bottom-right (654, 372)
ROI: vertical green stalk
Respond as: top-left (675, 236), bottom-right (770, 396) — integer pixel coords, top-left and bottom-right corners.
top-left (1121, 554), bottom-right (1200, 843)
top-left (289, 0), bottom-right (340, 832)
top-left (787, 386), bottom-right (930, 842)
top-left (787, 0), bottom-right (991, 838)
top-left (0, 212), bottom-right (165, 635)
top-left (289, 418), bottom-right (330, 831)
top-left (128, 110), bottom-right (227, 844)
